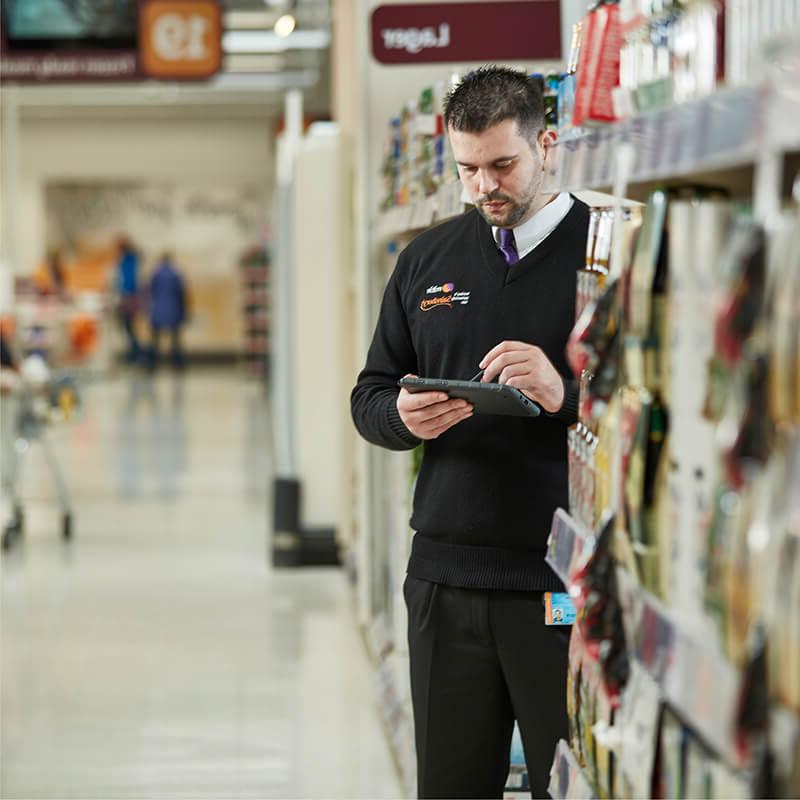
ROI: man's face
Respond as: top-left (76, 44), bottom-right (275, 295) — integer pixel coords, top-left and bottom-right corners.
top-left (449, 118), bottom-right (551, 228)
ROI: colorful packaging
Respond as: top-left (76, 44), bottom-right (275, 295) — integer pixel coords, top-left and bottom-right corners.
top-left (573, 3), bottom-right (623, 126)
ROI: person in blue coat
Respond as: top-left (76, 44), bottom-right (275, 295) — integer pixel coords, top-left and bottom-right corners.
top-left (147, 252), bottom-right (187, 370)
top-left (115, 237), bottom-right (144, 363)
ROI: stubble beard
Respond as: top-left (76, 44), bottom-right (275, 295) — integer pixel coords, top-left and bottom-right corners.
top-left (475, 170), bottom-right (544, 229)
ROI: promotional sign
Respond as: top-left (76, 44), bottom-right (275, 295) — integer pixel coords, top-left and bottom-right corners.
top-left (371, 1), bottom-right (561, 65)
top-left (139, 0), bottom-right (222, 79)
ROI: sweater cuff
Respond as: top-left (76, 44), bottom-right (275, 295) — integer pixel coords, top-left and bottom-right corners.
top-left (386, 396), bottom-right (422, 448)
top-left (545, 378), bottom-right (579, 425)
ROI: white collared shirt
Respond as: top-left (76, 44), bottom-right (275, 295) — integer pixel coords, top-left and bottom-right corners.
top-left (493, 192), bottom-right (574, 261)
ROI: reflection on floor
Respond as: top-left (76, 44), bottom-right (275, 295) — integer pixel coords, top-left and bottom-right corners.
top-left (1, 369), bottom-right (403, 799)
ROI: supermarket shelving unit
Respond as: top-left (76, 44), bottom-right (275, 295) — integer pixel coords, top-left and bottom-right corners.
top-left (240, 246), bottom-right (271, 378)
top-left (542, 72), bottom-right (800, 799)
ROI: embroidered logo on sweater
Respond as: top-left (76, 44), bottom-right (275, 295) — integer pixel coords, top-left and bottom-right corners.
top-left (420, 283), bottom-right (470, 311)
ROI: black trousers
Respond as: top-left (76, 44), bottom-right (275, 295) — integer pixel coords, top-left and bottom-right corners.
top-left (405, 576), bottom-right (570, 799)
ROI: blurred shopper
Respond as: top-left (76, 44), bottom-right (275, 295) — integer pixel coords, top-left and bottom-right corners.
top-left (147, 252), bottom-right (187, 370)
top-left (114, 237), bottom-right (144, 364)
top-left (352, 67), bottom-right (588, 799)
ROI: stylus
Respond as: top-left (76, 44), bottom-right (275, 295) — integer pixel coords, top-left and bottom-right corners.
top-left (469, 369), bottom-right (485, 382)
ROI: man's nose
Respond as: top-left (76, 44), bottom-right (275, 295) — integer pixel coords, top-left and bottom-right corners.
top-left (477, 170), bottom-right (499, 196)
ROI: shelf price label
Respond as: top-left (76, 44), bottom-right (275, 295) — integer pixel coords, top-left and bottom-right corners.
top-left (139, 0), bottom-right (222, 79)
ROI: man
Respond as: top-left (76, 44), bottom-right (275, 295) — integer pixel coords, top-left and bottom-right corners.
top-left (351, 67), bottom-right (589, 799)
top-left (147, 252), bottom-right (187, 370)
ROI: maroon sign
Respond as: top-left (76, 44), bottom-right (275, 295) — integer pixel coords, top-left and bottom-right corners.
top-left (371, 1), bottom-right (561, 65)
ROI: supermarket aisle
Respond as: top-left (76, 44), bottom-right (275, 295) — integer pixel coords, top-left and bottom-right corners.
top-left (1, 370), bottom-right (403, 799)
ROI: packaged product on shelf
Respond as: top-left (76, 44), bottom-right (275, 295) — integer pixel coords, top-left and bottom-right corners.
top-left (628, 190), bottom-right (668, 347)
top-left (615, 663), bottom-right (661, 799)
top-left (713, 221), bottom-right (767, 371)
top-left (569, 422), bottom-right (600, 533)
top-left (708, 759), bottom-right (752, 800)
top-left (571, 514), bottom-right (630, 704)
top-left (568, 278), bottom-right (623, 421)
top-left (657, 708), bottom-right (687, 800)
top-left (573, 1), bottom-right (622, 127)
top-left (579, 658), bottom-right (598, 787)
top-left (620, 386), bottom-right (660, 587)
top-left (644, 397), bottom-right (669, 597)
top-left (594, 397), bottom-right (620, 527)
top-left (545, 73), bottom-right (560, 131)
top-left (704, 478), bottom-right (742, 645)
top-left (773, 528), bottom-right (800, 714)
top-left (617, 0), bottom-right (723, 116)
top-left (684, 733), bottom-right (715, 799)
top-left (567, 629), bottom-right (584, 766)
top-left (558, 21), bottom-right (583, 135)
top-left (577, 209), bottom-right (613, 320)
top-left (767, 216), bottom-right (800, 426)
top-left (593, 680), bottom-right (615, 800)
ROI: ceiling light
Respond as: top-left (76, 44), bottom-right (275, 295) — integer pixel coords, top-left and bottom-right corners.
top-left (274, 14), bottom-right (296, 37)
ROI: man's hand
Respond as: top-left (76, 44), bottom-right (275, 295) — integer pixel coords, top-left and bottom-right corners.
top-left (479, 341), bottom-right (565, 413)
top-left (397, 375), bottom-right (473, 440)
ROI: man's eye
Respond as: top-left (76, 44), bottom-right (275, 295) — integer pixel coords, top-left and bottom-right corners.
top-left (496, 161), bottom-right (513, 169)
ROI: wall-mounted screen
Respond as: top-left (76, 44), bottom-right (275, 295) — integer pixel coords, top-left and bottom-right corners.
top-left (2, 0), bottom-right (138, 50)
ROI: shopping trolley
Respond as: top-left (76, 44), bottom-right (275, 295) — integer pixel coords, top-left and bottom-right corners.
top-left (1, 289), bottom-right (107, 551)
top-left (1, 359), bottom-right (78, 552)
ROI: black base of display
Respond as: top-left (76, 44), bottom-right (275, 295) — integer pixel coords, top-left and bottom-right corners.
top-left (271, 477), bottom-right (341, 568)
top-left (299, 527), bottom-right (340, 567)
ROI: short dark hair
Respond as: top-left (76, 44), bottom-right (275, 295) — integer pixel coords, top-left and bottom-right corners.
top-left (443, 66), bottom-right (545, 142)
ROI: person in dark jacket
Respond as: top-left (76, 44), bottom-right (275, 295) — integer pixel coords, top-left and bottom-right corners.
top-left (147, 252), bottom-right (187, 370)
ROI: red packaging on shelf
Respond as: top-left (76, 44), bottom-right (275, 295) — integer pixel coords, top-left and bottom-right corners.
top-left (573, 4), bottom-right (622, 126)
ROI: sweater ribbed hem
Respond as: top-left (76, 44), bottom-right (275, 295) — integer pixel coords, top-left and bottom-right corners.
top-left (546, 378), bottom-right (579, 426)
top-left (385, 397), bottom-right (421, 448)
top-left (407, 534), bottom-right (565, 592)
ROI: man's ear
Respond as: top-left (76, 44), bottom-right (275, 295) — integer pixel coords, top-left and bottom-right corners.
top-left (538, 129), bottom-right (558, 166)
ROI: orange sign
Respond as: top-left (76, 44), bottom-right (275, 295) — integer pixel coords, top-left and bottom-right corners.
top-left (139, 0), bottom-right (222, 79)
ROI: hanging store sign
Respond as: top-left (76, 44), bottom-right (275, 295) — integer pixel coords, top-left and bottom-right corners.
top-left (0, 0), bottom-right (139, 83)
top-left (0, 0), bottom-right (221, 83)
top-left (371, 1), bottom-right (561, 65)
top-left (139, 0), bottom-right (222, 79)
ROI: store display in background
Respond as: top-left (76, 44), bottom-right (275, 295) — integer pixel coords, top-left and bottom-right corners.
top-left (44, 182), bottom-right (268, 356)
top-left (239, 246), bottom-right (270, 378)
top-left (380, 79), bottom-right (456, 211)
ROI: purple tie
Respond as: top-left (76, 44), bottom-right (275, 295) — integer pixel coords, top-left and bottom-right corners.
top-left (497, 228), bottom-right (519, 265)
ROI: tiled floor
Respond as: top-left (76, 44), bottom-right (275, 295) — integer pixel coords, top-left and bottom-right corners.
top-left (1, 370), bottom-right (403, 799)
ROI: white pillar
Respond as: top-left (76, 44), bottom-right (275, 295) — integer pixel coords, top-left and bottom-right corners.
top-left (272, 89), bottom-right (305, 476)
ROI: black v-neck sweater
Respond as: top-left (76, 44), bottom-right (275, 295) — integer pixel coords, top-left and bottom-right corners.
top-left (352, 198), bottom-right (590, 591)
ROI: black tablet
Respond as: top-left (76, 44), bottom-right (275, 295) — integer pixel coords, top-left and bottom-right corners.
top-left (398, 376), bottom-right (541, 418)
